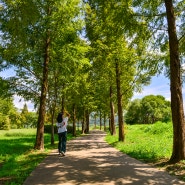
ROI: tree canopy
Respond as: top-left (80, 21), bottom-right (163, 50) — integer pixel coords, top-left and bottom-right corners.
top-left (125, 95), bottom-right (171, 124)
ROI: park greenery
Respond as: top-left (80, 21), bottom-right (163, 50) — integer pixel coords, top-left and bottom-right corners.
top-left (125, 95), bottom-right (172, 124)
top-left (0, 0), bottom-right (185, 164)
top-left (0, 99), bottom-right (37, 130)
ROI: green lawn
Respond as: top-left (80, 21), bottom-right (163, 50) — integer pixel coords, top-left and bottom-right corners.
top-left (0, 128), bottom-right (76, 185)
top-left (106, 121), bottom-right (173, 161)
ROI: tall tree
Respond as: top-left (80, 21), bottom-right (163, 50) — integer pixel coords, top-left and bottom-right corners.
top-left (164, 0), bottom-right (185, 163)
top-left (130, 0), bottom-right (185, 162)
top-left (0, 0), bottom-right (84, 149)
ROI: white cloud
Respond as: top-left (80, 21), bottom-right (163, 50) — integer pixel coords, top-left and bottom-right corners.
top-left (13, 95), bottom-right (35, 112)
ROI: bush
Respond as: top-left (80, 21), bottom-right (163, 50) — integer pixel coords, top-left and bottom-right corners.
top-left (0, 114), bottom-right (10, 130)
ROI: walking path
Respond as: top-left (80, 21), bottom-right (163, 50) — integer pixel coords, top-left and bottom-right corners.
top-left (23, 130), bottom-right (184, 185)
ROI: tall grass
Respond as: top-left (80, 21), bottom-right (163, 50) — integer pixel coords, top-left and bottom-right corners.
top-left (0, 129), bottom-right (76, 185)
top-left (105, 121), bottom-right (173, 162)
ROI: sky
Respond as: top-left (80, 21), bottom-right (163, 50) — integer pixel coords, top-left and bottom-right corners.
top-left (134, 74), bottom-right (185, 109)
top-left (133, 74), bottom-right (171, 101)
top-left (0, 69), bottom-right (35, 111)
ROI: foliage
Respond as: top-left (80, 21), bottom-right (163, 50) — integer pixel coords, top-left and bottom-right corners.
top-left (105, 122), bottom-right (173, 161)
top-left (0, 77), bottom-right (11, 98)
top-left (125, 95), bottom-right (171, 124)
top-left (23, 112), bottom-right (38, 128)
top-left (19, 103), bottom-right (38, 128)
top-left (0, 99), bottom-right (37, 129)
top-left (0, 97), bottom-right (17, 130)
top-left (131, 0), bottom-right (185, 74)
top-left (0, 114), bottom-right (10, 130)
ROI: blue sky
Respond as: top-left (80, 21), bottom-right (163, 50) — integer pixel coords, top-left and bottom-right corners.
top-left (133, 74), bottom-right (171, 101)
top-left (133, 74), bottom-right (185, 109)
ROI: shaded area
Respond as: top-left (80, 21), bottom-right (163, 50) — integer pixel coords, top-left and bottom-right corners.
top-left (23, 130), bottom-right (184, 185)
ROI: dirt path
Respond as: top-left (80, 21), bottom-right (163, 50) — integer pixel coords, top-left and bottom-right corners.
top-left (23, 130), bottom-right (184, 185)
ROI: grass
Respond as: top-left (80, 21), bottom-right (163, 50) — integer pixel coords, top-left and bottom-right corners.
top-left (105, 121), bottom-right (185, 182)
top-left (0, 128), bottom-right (79, 185)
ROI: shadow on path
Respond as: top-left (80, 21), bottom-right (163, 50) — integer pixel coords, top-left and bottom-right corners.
top-left (23, 130), bottom-right (184, 185)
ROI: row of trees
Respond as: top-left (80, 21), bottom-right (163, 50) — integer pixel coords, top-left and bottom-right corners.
top-left (0, 0), bottom-right (185, 163)
top-left (125, 95), bottom-right (171, 124)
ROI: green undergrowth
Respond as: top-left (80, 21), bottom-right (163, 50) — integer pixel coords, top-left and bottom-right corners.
top-left (105, 121), bottom-right (173, 162)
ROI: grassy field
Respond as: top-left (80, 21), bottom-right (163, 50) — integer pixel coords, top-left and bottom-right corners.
top-left (0, 128), bottom-right (76, 185)
top-left (105, 121), bottom-right (185, 181)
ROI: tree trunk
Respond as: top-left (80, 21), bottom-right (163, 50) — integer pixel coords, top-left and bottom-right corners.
top-left (94, 114), bottom-right (97, 129)
top-left (50, 72), bottom-right (58, 145)
top-left (115, 61), bottom-right (124, 142)
top-left (82, 109), bottom-right (85, 134)
top-left (73, 104), bottom-right (76, 137)
top-left (100, 111), bottom-right (102, 130)
top-left (164, 0), bottom-right (185, 163)
top-left (104, 112), bottom-right (106, 131)
top-left (51, 109), bottom-right (55, 145)
top-left (34, 36), bottom-right (50, 150)
top-left (85, 109), bottom-right (89, 133)
top-left (34, 5), bottom-right (51, 150)
top-left (61, 84), bottom-right (65, 112)
top-left (110, 86), bottom-right (116, 135)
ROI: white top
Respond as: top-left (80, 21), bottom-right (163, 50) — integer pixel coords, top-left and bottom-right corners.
top-left (56, 117), bottom-right (69, 133)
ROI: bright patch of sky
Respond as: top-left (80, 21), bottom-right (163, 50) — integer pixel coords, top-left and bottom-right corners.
top-left (133, 74), bottom-right (185, 109)
top-left (13, 95), bottom-right (35, 112)
top-left (133, 74), bottom-right (171, 101)
top-left (0, 69), bottom-right (35, 112)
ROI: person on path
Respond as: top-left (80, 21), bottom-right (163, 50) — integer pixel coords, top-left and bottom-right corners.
top-left (56, 110), bottom-right (70, 156)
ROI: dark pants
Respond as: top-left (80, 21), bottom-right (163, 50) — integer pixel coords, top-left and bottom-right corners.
top-left (58, 131), bottom-right (67, 153)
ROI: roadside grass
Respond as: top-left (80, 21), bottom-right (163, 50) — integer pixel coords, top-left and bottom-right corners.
top-left (0, 128), bottom-right (79, 185)
top-left (105, 121), bottom-right (185, 182)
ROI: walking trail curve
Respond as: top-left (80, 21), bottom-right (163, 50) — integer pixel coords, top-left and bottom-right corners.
top-left (23, 130), bottom-right (184, 185)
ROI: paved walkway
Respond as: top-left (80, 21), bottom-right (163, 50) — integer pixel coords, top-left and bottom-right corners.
top-left (23, 130), bottom-right (184, 185)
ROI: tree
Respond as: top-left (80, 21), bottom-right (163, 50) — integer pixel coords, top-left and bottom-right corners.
top-left (0, 0), bottom-right (84, 149)
top-left (164, 0), bottom-right (185, 163)
top-left (0, 97), bottom-right (18, 129)
top-left (22, 103), bottom-right (28, 115)
top-left (0, 77), bottom-right (11, 98)
top-left (125, 99), bottom-right (141, 124)
top-left (130, 0), bottom-right (185, 163)
top-left (125, 95), bottom-right (171, 124)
